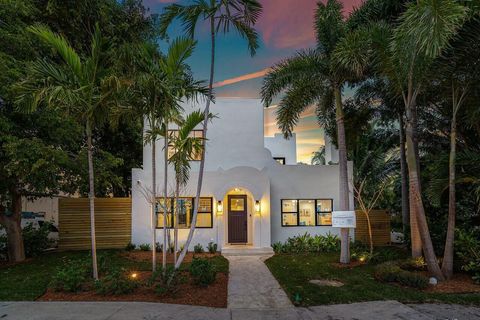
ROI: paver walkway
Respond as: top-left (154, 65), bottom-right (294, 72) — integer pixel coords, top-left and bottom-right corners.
top-left (225, 255), bottom-right (293, 309)
top-left (1, 301), bottom-right (480, 319)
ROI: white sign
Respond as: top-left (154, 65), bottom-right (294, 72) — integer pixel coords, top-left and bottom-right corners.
top-left (332, 211), bottom-right (356, 228)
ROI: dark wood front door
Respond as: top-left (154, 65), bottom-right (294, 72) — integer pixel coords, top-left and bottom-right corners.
top-left (228, 195), bottom-right (247, 243)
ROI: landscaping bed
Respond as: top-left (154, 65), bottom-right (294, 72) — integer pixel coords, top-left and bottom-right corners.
top-left (39, 270), bottom-right (228, 307)
top-left (0, 250), bottom-right (229, 307)
top-left (265, 252), bottom-right (480, 306)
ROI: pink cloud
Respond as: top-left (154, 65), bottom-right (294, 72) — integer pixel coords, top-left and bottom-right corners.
top-left (213, 68), bottom-right (271, 88)
top-left (257, 0), bottom-right (363, 49)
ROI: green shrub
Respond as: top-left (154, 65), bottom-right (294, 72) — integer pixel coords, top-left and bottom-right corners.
top-left (272, 233), bottom-right (340, 254)
top-left (95, 268), bottom-right (138, 295)
top-left (139, 243), bottom-right (151, 251)
top-left (149, 266), bottom-right (186, 296)
top-left (375, 261), bottom-right (429, 289)
top-left (155, 242), bottom-right (162, 252)
top-left (125, 242), bottom-right (136, 251)
top-left (455, 229), bottom-right (480, 283)
top-left (207, 242), bottom-right (217, 253)
top-left (190, 258), bottom-right (216, 287)
top-left (23, 222), bottom-right (53, 257)
top-left (193, 243), bottom-right (204, 253)
top-left (50, 260), bottom-right (88, 292)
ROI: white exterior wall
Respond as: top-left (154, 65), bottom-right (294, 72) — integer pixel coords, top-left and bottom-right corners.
top-left (268, 162), bottom-right (354, 243)
top-left (264, 133), bottom-right (297, 165)
top-left (131, 97), bottom-right (354, 250)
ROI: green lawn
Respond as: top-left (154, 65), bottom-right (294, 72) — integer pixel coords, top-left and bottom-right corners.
top-left (0, 250), bottom-right (228, 300)
top-left (265, 253), bottom-right (480, 306)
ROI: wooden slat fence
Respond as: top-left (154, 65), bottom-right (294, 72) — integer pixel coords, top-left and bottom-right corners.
top-left (354, 210), bottom-right (391, 246)
top-left (58, 198), bottom-right (131, 250)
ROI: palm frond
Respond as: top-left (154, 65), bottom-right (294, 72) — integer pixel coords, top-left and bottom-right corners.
top-left (28, 24), bottom-right (83, 79)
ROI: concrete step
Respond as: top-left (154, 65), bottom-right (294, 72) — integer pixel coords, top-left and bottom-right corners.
top-left (221, 246), bottom-right (274, 256)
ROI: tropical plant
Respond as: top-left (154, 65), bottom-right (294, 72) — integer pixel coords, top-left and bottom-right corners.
top-left (16, 25), bottom-right (123, 279)
top-left (334, 0), bottom-right (469, 280)
top-left (311, 146), bottom-right (326, 165)
top-left (168, 110), bottom-right (210, 265)
top-left (160, 0), bottom-right (262, 270)
top-left (126, 37), bottom-right (208, 273)
top-left (261, 0), bottom-right (355, 263)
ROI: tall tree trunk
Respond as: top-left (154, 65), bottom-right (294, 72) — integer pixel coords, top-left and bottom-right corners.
top-left (174, 177), bottom-right (180, 266)
top-left (334, 85), bottom-right (350, 264)
top-left (405, 101), bottom-right (444, 280)
top-left (175, 17), bottom-right (215, 269)
top-left (163, 123), bottom-right (169, 273)
top-left (86, 122), bottom-right (98, 280)
top-left (0, 190), bottom-right (25, 262)
top-left (442, 95), bottom-right (460, 279)
top-left (399, 114), bottom-right (410, 237)
top-left (409, 104), bottom-right (423, 257)
top-left (151, 137), bottom-right (157, 272)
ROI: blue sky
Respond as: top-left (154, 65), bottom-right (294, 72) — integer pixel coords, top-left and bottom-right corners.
top-left (144, 0), bottom-right (360, 162)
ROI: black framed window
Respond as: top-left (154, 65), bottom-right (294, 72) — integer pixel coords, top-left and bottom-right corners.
top-left (167, 130), bottom-right (204, 161)
top-left (274, 157), bottom-right (286, 165)
top-left (281, 199), bottom-right (333, 226)
top-left (157, 197), bottom-right (213, 229)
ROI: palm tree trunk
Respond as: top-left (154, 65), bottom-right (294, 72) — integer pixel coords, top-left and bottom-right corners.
top-left (151, 138), bottom-right (157, 272)
top-left (334, 85), bottom-right (350, 264)
top-left (175, 16), bottom-right (215, 269)
top-left (163, 123), bottom-right (169, 274)
top-left (410, 105), bottom-right (423, 257)
top-left (174, 177), bottom-right (180, 266)
top-left (405, 101), bottom-right (444, 280)
top-left (442, 99), bottom-right (458, 279)
top-left (86, 121), bottom-right (98, 280)
top-left (399, 114), bottom-right (410, 236)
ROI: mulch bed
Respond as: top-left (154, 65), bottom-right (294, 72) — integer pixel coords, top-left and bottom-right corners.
top-left (424, 273), bottom-right (480, 294)
top-left (120, 251), bottom-right (218, 264)
top-left (38, 270), bottom-right (228, 308)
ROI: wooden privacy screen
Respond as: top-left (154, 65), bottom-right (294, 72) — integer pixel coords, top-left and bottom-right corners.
top-left (58, 198), bottom-right (131, 250)
top-left (354, 210), bottom-right (391, 246)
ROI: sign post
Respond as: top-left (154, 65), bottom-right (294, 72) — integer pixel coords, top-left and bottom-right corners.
top-left (332, 211), bottom-right (356, 228)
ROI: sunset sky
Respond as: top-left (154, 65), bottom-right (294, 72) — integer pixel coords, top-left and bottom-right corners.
top-left (144, 0), bottom-right (362, 163)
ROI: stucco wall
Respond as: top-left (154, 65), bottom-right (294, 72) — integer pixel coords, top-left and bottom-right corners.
top-left (264, 133), bottom-right (297, 164)
top-left (268, 162), bottom-right (354, 243)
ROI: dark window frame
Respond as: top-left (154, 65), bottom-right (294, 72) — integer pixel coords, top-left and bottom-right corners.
top-left (281, 198), bottom-right (333, 227)
top-left (167, 129), bottom-right (204, 162)
top-left (273, 157), bottom-right (286, 165)
top-left (156, 197), bottom-right (213, 229)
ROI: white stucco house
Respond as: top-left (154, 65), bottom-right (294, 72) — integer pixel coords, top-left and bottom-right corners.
top-left (131, 98), bottom-right (353, 254)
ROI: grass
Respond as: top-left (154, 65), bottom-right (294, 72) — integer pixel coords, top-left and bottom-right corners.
top-left (0, 250), bottom-right (228, 301)
top-left (265, 252), bottom-right (480, 306)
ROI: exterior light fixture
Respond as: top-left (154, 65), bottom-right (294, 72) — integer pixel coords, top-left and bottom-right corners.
top-left (217, 200), bottom-right (223, 215)
top-left (255, 200), bottom-right (261, 214)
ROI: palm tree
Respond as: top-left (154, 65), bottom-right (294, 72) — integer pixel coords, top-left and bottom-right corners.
top-left (160, 0), bottom-right (262, 269)
top-left (128, 38), bottom-right (207, 272)
top-left (334, 0), bottom-right (468, 280)
top-left (261, 0), bottom-right (353, 263)
top-left (16, 25), bottom-right (121, 279)
top-left (311, 146), bottom-right (326, 165)
top-left (168, 110), bottom-right (211, 265)
top-left (429, 17), bottom-right (480, 279)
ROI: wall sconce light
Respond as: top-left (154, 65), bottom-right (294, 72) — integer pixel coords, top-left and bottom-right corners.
top-left (255, 200), bottom-right (261, 214)
top-left (217, 200), bottom-right (223, 215)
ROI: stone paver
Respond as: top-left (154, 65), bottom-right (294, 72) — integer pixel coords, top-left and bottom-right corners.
top-left (226, 255), bottom-right (293, 309)
top-left (1, 301), bottom-right (480, 320)
top-left (409, 303), bottom-right (480, 320)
